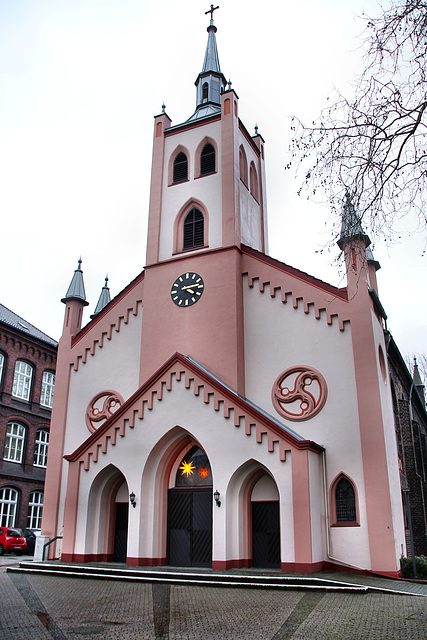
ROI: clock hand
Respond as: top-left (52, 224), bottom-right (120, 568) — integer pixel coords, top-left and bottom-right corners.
top-left (181, 283), bottom-right (203, 290)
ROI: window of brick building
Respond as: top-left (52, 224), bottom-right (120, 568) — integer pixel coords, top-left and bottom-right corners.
top-left (27, 491), bottom-right (43, 529)
top-left (4, 423), bottom-right (25, 463)
top-left (12, 360), bottom-right (33, 400)
top-left (0, 353), bottom-right (4, 385)
top-left (0, 487), bottom-right (18, 527)
top-left (34, 430), bottom-right (49, 468)
top-left (40, 372), bottom-right (55, 408)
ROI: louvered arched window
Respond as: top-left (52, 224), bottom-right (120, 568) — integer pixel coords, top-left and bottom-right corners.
top-left (200, 143), bottom-right (215, 176)
top-left (183, 208), bottom-right (204, 250)
top-left (173, 152), bottom-right (188, 183)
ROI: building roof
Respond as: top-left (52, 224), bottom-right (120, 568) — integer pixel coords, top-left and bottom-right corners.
top-left (0, 303), bottom-right (57, 348)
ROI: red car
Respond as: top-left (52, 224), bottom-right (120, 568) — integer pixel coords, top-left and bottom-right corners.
top-left (0, 527), bottom-right (27, 555)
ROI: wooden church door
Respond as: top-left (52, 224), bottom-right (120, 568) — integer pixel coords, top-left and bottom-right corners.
top-left (252, 501), bottom-right (281, 568)
top-left (167, 446), bottom-right (213, 567)
top-left (113, 502), bottom-right (128, 562)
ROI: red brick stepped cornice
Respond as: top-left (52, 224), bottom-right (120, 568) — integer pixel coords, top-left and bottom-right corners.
top-left (65, 353), bottom-right (324, 470)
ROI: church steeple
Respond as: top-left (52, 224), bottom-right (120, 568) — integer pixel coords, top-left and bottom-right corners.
top-left (188, 5), bottom-right (227, 122)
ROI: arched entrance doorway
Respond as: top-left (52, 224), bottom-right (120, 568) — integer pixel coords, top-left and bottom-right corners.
top-left (167, 446), bottom-right (212, 567)
top-left (113, 481), bottom-right (129, 562)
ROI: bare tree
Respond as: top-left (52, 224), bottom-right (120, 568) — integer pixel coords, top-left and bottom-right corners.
top-left (289, 1), bottom-right (427, 246)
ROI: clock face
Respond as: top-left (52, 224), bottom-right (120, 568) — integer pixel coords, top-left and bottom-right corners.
top-left (171, 272), bottom-right (204, 307)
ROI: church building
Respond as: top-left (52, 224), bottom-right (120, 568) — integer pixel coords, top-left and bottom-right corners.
top-left (41, 10), bottom-right (407, 576)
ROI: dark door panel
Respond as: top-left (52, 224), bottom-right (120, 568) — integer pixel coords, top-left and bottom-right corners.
top-left (252, 501), bottom-right (280, 568)
top-left (168, 489), bottom-right (212, 567)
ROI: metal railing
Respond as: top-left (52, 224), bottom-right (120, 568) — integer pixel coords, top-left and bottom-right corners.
top-left (42, 536), bottom-right (63, 561)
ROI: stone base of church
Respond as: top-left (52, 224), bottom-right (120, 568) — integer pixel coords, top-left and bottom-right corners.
top-left (59, 553), bottom-right (401, 578)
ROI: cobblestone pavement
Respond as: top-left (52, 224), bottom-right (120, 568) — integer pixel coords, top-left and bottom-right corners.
top-left (1, 557), bottom-right (427, 639)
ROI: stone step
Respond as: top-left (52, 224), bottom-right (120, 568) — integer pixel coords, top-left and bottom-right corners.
top-left (8, 562), bottom-right (369, 592)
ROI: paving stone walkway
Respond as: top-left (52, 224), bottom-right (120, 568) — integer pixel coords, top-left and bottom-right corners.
top-left (1, 557), bottom-right (426, 639)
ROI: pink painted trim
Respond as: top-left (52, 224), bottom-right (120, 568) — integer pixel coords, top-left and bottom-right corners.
top-left (164, 114), bottom-right (221, 137)
top-left (241, 245), bottom-right (348, 300)
top-left (272, 366), bottom-right (328, 422)
top-left (238, 119), bottom-right (261, 156)
top-left (292, 450), bottom-right (312, 565)
top-left (71, 271), bottom-right (145, 347)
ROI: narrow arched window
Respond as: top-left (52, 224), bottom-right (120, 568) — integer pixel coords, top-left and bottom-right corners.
top-left (183, 208), bottom-right (204, 250)
top-left (173, 152), bottom-right (188, 183)
top-left (335, 477), bottom-right (356, 522)
top-left (200, 143), bottom-right (215, 175)
top-left (202, 82), bottom-right (209, 102)
top-left (239, 146), bottom-right (248, 186)
top-left (250, 162), bottom-right (259, 200)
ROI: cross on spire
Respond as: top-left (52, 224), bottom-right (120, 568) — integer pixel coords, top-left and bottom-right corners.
top-left (205, 4), bottom-right (219, 22)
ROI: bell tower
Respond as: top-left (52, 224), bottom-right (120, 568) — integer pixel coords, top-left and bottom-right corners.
top-left (145, 8), bottom-right (268, 268)
top-left (140, 8), bottom-right (268, 392)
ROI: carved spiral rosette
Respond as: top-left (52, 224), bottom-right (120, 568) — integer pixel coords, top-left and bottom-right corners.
top-left (272, 366), bottom-right (327, 422)
top-left (86, 390), bottom-right (124, 433)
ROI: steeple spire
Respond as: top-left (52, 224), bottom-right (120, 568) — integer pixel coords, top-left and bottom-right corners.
top-left (337, 193), bottom-right (371, 250)
top-left (187, 5), bottom-right (227, 122)
top-left (413, 358), bottom-right (426, 404)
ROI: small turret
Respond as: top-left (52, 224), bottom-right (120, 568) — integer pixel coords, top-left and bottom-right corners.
top-left (366, 245), bottom-right (381, 293)
top-left (337, 194), bottom-right (371, 297)
top-left (413, 358), bottom-right (426, 405)
top-left (91, 275), bottom-right (111, 319)
top-left (61, 258), bottom-right (89, 336)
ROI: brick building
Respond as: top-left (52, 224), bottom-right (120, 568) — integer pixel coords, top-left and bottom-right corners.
top-left (387, 334), bottom-right (427, 556)
top-left (0, 303), bottom-right (57, 536)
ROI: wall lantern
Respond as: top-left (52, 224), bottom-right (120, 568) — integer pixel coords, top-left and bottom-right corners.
top-left (129, 491), bottom-right (136, 508)
top-left (214, 490), bottom-right (221, 507)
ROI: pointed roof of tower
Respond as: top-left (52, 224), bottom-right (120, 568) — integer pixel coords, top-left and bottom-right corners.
top-left (61, 258), bottom-right (89, 306)
top-left (186, 5), bottom-right (227, 123)
top-left (413, 357), bottom-right (425, 403)
top-left (337, 193), bottom-right (371, 250)
top-left (91, 275), bottom-right (111, 318)
top-left (202, 14), bottom-right (221, 74)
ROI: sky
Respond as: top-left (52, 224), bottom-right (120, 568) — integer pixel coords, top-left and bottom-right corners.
top-left (0, 0), bottom-right (425, 362)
